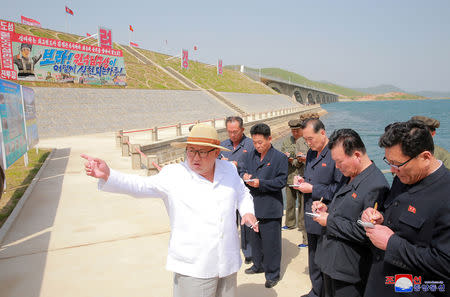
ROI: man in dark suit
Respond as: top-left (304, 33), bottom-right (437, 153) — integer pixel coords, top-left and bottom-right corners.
top-left (240, 123), bottom-right (288, 289)
top-left (312, 129), bottom-right (389, 297)
top-left (220, 116), bottom-right (255, 264)
top-left (294, 118), bottom-right (343, 297)
top-left (362, 120), bottom-right (449, 297)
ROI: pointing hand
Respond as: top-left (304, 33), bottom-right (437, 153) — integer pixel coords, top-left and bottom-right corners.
top-left (81, 154), bottom-right (110, 181)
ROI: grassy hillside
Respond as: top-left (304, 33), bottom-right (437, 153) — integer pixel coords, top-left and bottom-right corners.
top-left (9, 22), bottom-right (273, 93)
top-left (228, 66), bottom-right (367, 97)
top-left (134, 48), bottom-right (274, 93)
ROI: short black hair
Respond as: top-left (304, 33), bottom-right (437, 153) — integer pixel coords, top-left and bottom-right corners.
top-left (328, 129), bottom-right (366, 156)
top-left (250, 123), bottom-right (271, 138)
top-left (225, 116), bottom-right (244, 128)
top-left (379, 120), bottom-right (434, 157)
top-left (303, 118), bottom-right (325, 133)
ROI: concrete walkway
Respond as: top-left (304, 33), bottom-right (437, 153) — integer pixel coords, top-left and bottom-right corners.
top-left (0, 132), bottom-right (312, 297)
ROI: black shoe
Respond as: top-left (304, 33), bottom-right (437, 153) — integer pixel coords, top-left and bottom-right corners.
top-left (265, 279), bottom-right (279, 288)
top-left (244, 257), bottom-right (252, 264)
top-left (244, 266), bottom-right (264, 274)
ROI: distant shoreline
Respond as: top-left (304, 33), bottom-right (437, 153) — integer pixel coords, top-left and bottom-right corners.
top-left (339, 97), bottom-right (450, 102)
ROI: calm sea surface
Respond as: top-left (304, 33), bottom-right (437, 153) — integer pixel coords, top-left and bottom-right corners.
top-left (277, 99), bottom-right (449, 185)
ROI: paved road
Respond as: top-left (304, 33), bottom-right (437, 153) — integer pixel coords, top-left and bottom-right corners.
top-left (0, 132), bottom-right (312, 297)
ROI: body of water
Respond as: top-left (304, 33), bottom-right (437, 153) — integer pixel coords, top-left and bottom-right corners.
top-left (321, 99), bottom-right (449, 184)
top-left (275, 99), bottom-right (449, 185)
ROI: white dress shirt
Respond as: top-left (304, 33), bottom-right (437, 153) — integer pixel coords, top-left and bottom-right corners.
top-left (99, 159), bottom-right (255, 278)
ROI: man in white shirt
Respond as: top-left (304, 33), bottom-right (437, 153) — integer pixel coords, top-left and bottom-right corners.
top-left (82, 124), bottom-right (259, 297)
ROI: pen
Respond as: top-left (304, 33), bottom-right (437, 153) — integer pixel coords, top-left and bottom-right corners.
top-left (371, 202), bottom-right (378, 223)
top-left (314, 197), bottom-right (324, 213)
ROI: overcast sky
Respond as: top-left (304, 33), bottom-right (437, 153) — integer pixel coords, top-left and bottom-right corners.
top-left (2, 0), bottom-right (450, 92)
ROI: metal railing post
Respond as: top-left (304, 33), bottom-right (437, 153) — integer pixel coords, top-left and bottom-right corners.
top-left (116, 130), bottom-right (123, 147)
top-left (122, 136), bottom-right (129, 156)
top-left (176, 123), bottom-right (182, 136)
top-left (152, 126), bottom-right (158, 142)
top-left (131, 144), bottom-right (141, 169)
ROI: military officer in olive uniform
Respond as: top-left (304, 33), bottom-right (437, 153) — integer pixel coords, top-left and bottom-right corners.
top-left (281, 119), bottom-right (309, 247)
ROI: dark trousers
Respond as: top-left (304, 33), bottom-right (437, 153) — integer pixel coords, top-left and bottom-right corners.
top-left (323, 273), bottom-right (363, 297)
top-left (251, 218), bottom-right (282, 281)
top-left (241, 225), bottom-right (252, 258)
top-left (307, 233), bottom-right (322, 297)
top-left (237, 211), bottom-right (252, 258)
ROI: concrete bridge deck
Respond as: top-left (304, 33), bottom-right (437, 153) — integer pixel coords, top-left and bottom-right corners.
top-left (0, 132), bottom-right (313, 297)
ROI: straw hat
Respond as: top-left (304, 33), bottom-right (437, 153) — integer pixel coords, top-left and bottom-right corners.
top-left (171, 123), bottom-right (231, 151)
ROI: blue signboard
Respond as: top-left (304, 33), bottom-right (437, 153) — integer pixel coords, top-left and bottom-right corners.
top-left (0, 79), bottom-right (30, 168)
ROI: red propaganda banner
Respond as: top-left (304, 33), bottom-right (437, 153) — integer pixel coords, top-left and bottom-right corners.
top-left (21, 16), bottom-right (41, 28)
top-left (65, 6), bottom-right (74, 16)
top-left (0, 20), bottom-right (126, 85)
top-left (129, 42), bottom-right (139, 47)
top-left (217, 59), bottom-right (223, 76)
top-left (98, 26), bottom-right (112, 50)
top-left (181, 49), bottom-right (188, 69)
top-left (0, 20), bottom-right (16, 80)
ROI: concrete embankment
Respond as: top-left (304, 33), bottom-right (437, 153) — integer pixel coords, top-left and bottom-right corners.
top-left (33, 87), bottom-right (301, 138)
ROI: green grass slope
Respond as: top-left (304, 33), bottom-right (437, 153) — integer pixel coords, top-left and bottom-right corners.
top-left (133, 48), bottom-right (274, 94)
top-left (227, 66), bottom-right (367, 97)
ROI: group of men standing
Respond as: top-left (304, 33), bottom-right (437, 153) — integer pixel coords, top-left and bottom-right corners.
top-left (83, 113), bottom-right (449, 297)
top-left (220, 114), bottom-right (449, 297)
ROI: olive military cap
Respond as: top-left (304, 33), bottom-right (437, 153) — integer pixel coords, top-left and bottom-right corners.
top-left (411, 116), bottom-right (440, 129)
top-left (288, 119), bottom-right (303, 128)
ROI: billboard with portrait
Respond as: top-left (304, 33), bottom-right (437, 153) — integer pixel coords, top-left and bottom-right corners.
top-left (0, 20), bottom-right (126, 86)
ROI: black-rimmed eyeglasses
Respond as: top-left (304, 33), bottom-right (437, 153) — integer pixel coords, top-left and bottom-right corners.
top-left (186, 147), bottom-right (216, 158)
top-left (383, 156), bottom-right (415, 170)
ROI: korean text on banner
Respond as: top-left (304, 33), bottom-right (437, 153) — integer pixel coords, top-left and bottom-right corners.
top-left (181, 49), bottom-right (188, 69)
top-left (0, 20), bottom-right (126, 86)
top-left (0, 20), bottom-right (17, 80)
top-left (98, 26), bottom-right (112, 50)
top-left (217, 59), bottom-right (223, 76)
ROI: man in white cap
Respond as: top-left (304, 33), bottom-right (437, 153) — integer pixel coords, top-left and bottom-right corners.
top-left (81, 123), bottom-right (258, 297)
